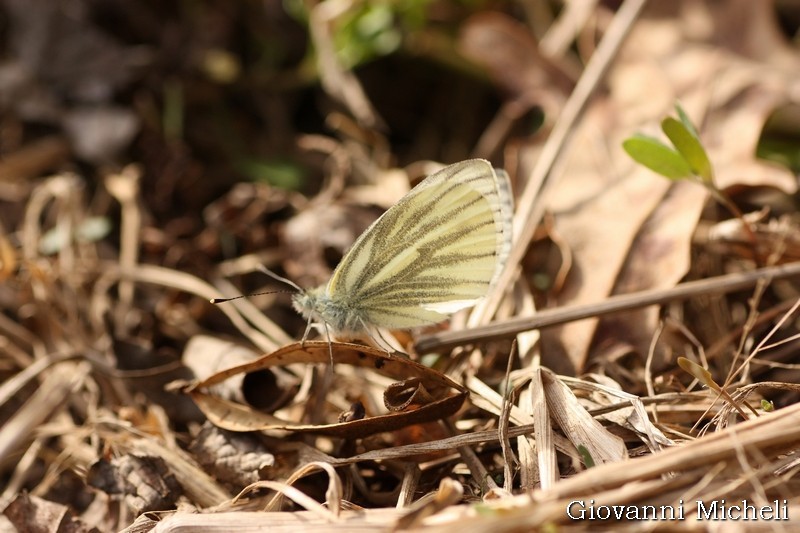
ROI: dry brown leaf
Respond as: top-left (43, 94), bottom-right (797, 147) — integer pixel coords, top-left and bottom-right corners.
top-left (529, 369), bottom-right (557, 488)
top-left (458, 12), bottom-right (574, 104)
top-left (539, 367), bottom-right (627, 465)
top-left (591, 179), bottom-right (706, 369)
top-left (0, 136), bottom-right (70, 183)
top-left (188, 423), bottom-right (275, 491)
top-left (86, 455), bottom-right (182, 515)
top-left (186, 341), bottom-right (468, 438)
top-left (539, 4), bottom-right (799, 371)
top-left (3, 492), bottom-right (97, 533)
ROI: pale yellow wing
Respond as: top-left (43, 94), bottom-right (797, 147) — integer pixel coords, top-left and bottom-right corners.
top-left (325, 159), bottom-right (513, 329)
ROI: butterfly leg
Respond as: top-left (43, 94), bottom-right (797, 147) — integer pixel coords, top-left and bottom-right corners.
top-left (357, 319), bottom-right (404, 356)
top-left (322, 321), bottom-right (335, 368)
top-left (374, 327), bottom-right (396, 355)
top-left (300, 317), bottom-right (314, 345)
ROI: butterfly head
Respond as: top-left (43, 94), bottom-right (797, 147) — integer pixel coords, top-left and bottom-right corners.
top-left (291, 286), bottom-right (322, 323)
top-left (292, 285), bottom-right (363, 335)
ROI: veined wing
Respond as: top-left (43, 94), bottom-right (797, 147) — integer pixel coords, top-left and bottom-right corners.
top-left (326, 159), bottom-right (513, 329)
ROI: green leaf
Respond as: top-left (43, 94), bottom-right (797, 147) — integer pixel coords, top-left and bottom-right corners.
top-left (236, 158), bottom-right (305, 190)
top-left (661, 116), bottom-right (713, 183)
top-left (675, 103), bottom-right (699, 138)
top-left (577, 444), bottom-right (595, 468)
top-left (622, 135), bottom-right (692, 180)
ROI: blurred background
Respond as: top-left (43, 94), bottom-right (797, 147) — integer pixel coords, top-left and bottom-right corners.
top-left (3, 0), bottom-right (800, 530)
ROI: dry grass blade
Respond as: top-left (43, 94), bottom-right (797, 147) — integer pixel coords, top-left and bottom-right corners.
top-left (393, 477), bottom-right (464, 530)
top-left (236, 480), bottom-right (336, 520)
top-left (530, 369), bottom-right (557, 489)
top-left (478, 0), bottom-right (649, 322)
top-left (542, 401), bottom-right (800, 499)
top-left (105, 165), bottom-right (142, 315)
top-left (419, 402), bottom-right (800, 530)
top-left (146, 508), bottom-right (404, 533)
top-left (467, 375), bottom-right (577, 456)
top-left (0, 362), bottom-right (89, 462)
top-left (264, 461), bottom-right (343, 516)
top-left (95, 264), bottom-right (289, 352)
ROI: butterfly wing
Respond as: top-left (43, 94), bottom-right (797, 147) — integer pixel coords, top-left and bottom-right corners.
top-left (325, 159), bottom-right (513, 329)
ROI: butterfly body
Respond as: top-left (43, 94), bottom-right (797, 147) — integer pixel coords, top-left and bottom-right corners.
top-left (292, 159), bottom-right (513, 339)
top-left (292, 286), bottom-right (365, 334)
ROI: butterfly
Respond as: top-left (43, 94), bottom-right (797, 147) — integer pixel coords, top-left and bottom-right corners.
top-left (290, 158), bottom-right (513, 347)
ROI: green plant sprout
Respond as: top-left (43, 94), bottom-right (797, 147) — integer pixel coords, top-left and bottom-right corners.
top-left (577, 444), bottom-right (595, 468)
top-left (623, 104), bottom-right (752, 239)
top-left (677, 356), bottom-right (757, 419)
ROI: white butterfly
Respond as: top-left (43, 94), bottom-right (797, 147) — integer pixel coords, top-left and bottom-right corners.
top-left (287, 159), bottom-right (513, 347)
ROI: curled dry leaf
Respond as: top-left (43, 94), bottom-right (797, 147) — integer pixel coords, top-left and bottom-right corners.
top-left (87, 455), bottom-right (182, 515)
top-left (188, 423), bottom-right (275, 491)
top-left (186, 341), bottom-right (468, 438)
top-left (538, 367), bottom-right (627, 465)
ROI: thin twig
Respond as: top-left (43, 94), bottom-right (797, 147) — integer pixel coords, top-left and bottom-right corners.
top-left (418, 261), bottom-right (800, 353)
top-left (474, 0), bottom-right (649, 325)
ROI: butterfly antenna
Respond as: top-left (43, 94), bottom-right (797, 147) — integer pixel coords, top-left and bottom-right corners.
top-left (210, 265), bottom-right (303, 304)
top-left (256, 264), bottom-right (303, 292)
top-left (210, 291), bottom-right (287, 304)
